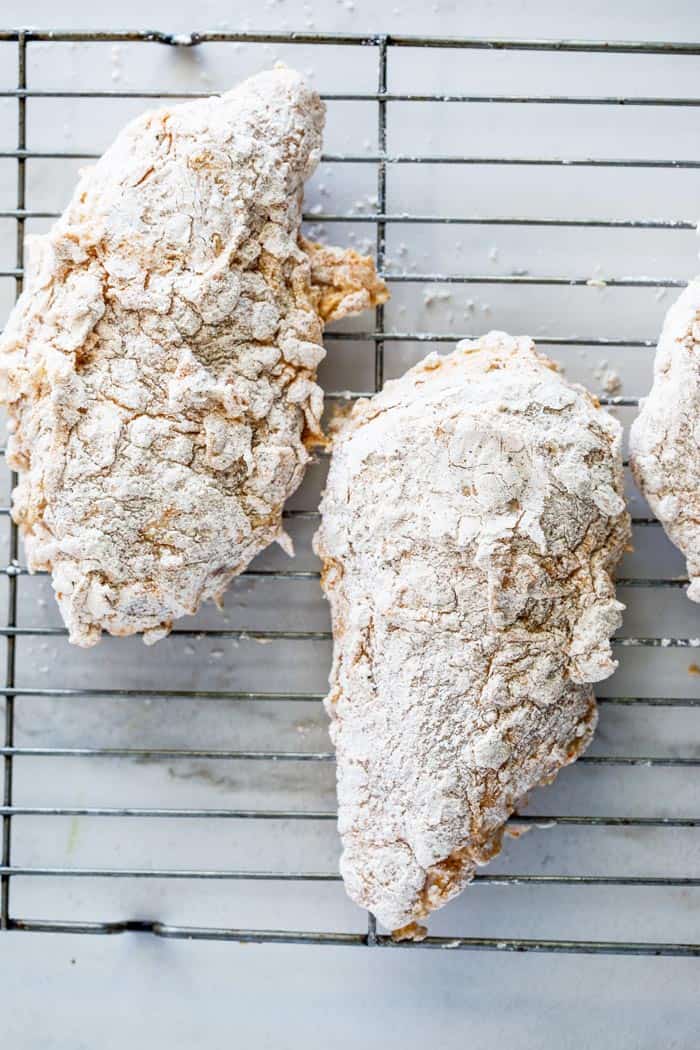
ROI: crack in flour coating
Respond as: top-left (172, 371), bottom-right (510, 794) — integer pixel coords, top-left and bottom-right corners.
top-left (0, 67), bottom-right (386, 645)
top-left (630, 279), bottom-right (700, 602)
top-left (315, 333), bottom-right (630, 933)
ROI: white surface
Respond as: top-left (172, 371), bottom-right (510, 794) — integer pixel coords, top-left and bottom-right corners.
top-left (1, 1), bottom-right (700, 1047)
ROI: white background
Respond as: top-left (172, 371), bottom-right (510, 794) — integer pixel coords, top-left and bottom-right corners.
top-left (0, 1), bottom-right (699, 1047)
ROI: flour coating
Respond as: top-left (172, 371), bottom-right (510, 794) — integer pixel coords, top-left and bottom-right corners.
top-left (630, 279), bottom-right (700, 602)
top-left (0, 68), bottom-right (386, 644)
top-left (316, 333), bottom-right (630, 931)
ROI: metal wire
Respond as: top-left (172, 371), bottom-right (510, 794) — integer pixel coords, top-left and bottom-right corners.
top-left (7, 90), bottom-right (700, 106)
top-left (1, 28), bottom-right (23, 936)
top-left (7, 148), bottom-right (700, 170)
top-left (1, 26), bottom-right (699, 956)
top-left (1, 744), bottom-right (699, 762)
top-left (0, 209), bottom-right (696, 228)
top-left (0, 265), bottom-right (684, 288)
top-left (0, 687), bottom-right (697, 706)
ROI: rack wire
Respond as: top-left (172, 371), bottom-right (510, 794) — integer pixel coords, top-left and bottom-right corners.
top-left (0, 28), bottom-right (699, 955)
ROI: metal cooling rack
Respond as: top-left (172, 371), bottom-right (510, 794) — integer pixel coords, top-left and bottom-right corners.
top-left (0, 27), bottom-right (699, 955)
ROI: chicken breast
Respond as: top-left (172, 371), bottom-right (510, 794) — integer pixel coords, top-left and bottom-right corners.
top-left (0, 67), bottom-right (386, 645)
top-left (315, 333), bottom-right (630, 935)
top-left (629, 279), bottom-right (700, 601)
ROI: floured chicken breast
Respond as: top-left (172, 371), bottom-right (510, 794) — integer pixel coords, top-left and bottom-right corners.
top-left (0, 67), bottom-right (386, 645)
top-left (630, 279), bottom-right (700, 602)
top-left (316, 333), bottom-right (630, 935)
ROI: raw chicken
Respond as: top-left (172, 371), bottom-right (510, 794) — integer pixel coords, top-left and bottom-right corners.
top-left (315, 333), bottom-right (630, 935)
top-left (630, 279), bottom-right (700, 601)
top-left (0, 67), bottom-right (386, 645)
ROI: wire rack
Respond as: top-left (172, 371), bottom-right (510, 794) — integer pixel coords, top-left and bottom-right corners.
top-left (0, 27), bottom-right (699, 955)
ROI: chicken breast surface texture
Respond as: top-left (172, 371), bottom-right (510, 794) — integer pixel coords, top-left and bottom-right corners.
top-left (315, 333), bottom-right (630, 935)
top-left (630, 279), bottom-right (700, 602)
top-left (0, 67), bottom-right (386, 646)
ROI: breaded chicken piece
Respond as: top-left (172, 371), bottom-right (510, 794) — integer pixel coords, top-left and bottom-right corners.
top-left (0, 67), bottom-right (386, 645)
top-left (315, 333), bottom-right (630, 934)
top-left (630, 279), bottom-right (700, 601)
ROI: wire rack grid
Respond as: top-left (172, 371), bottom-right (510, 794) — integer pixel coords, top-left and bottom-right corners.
top-left (0, 27), bottom-right (699, 955)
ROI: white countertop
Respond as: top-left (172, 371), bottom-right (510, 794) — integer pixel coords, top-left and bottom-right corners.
top-left (1, 1), bottom-right (699, 1046)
